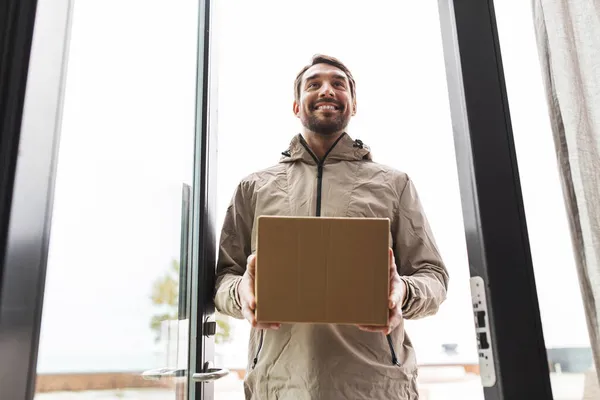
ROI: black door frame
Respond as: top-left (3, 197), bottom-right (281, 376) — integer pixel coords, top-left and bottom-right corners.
top-left (0, 1), bottom-right (554, 399)
top-left (438, 0), bottom-right (552, 398)
top-left (0, 0), bottom-right (73, 399)
top-left (189, 0), bottom-right (218, 399)
top-left (0, 0), bottom-right (38, 298)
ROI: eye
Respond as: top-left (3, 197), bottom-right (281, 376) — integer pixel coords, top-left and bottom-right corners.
top-left (307, 82), bottom-right (318, 89)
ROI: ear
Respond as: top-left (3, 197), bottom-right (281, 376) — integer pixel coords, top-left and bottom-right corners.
top-left (293, 100), bottom-right (300, 117)
top-left (352, 100), bottom-right (357, 116)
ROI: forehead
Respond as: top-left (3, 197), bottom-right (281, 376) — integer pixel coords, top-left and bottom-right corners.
top-left (302, 63), bottom-right (349, 83)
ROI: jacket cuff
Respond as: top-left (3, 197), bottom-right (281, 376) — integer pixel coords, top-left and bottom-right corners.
top-left (400, 276), bottom-right (415, 313)
top-left (230, 276), bottom-right (243, 311)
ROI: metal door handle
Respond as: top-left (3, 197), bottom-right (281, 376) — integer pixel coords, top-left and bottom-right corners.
top-left (178, 183), bottom-right (192, 320)
top-left (191, 361), bottom-right (229, 382)
top-left (141, 368), bottom-right (186, 380)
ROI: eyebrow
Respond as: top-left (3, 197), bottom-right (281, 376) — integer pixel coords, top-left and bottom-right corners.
top-left (304, 72), bottom-right (348, 83)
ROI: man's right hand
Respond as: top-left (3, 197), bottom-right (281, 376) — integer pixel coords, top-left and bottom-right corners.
top-left (238, 254), bottom-right (281, 330)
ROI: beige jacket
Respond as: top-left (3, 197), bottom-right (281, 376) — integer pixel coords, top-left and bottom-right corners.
top-left (214, 133), bottom-right (449, 400)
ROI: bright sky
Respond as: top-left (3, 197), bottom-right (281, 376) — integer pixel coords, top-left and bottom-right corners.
top-left (36, 0), bottom-right (589, 375)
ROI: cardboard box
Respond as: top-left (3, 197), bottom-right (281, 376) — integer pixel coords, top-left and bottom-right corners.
top-left (255, 216), bottom-right (390, 326)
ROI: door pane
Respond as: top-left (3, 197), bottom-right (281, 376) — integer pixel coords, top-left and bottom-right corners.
top-left (34, 1), bottom-right (199, 399)
top-left (495, 2), bottom-right (597, 399)
top-left (211, 1), bottom-right (483, 399)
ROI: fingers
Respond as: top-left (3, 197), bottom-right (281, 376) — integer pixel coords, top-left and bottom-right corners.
top-left (387, 248), bottom-right (403, 309)
top-left (240, 290), bottom-right (256, 310)
top-left (357, 325), bottom-right (388, 333)
top-left (358, 325), bottom-right (399, 335)
top-left (239, 277), bottom-right (256, 310)
top-left (241, 257), bottom-right (279, 330)
top-left (358, 297), bottom-right (404, 335)
top-left (241, 254), bottom-right (257, 309)
top-left (257, 322), bottom-right (281, 330)
top-left (242, 305), bottom-right (280, 330)
top-left (389, 279), bottom-right (403, 309)
top-left (242, 304), bottom-right (256, 326)
top-left (247, 254), bottom-right (257, 276)
top-left (386, 309), bottom-right (403, 335)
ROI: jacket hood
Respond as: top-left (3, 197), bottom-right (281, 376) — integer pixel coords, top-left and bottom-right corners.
top-left (279, 132), bottom-right (372, 164)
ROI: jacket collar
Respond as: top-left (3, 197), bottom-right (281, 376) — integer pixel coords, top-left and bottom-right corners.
top-left (280, 132), bottom-right (372, 164)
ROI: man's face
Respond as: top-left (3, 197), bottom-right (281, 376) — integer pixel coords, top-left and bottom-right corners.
top-left (293, 63), bottom-right (356, 136)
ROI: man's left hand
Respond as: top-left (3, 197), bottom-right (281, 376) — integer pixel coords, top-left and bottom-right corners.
top-left (357, 248), bottom-right (406, 335)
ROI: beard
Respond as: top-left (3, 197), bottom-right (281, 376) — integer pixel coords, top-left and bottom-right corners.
top-left (300, 109), bottom-right (350, 136)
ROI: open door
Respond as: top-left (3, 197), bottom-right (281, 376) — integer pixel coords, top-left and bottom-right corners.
top-left (0, 0), bottom-right (225, 399)
top-left (0, 0), bottom-right (565, 400)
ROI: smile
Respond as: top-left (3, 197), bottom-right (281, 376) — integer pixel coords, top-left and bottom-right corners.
top-left (314, 104), bottom-right (340, 111)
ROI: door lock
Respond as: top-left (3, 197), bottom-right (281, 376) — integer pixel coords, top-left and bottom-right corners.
top-left (204, 320), bottom-right (217, 336)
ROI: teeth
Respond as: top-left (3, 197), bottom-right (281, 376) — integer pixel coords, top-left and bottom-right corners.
top-left (317, 105), bottom-right (336, 110)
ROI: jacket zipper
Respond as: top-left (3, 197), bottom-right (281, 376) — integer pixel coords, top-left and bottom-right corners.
top-left (299, 133), bottom-right (345, 217)
top-left (252, 330), bottom-right (264, 369)
top-left (316, 164), bottom-right (324, 216)
top-left (302, 143), bottom-right (324, 217)
top-left (386, 334), bottom-right (401, 366)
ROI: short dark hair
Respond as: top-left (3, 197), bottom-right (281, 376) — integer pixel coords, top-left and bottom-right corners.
top-left (294, 54), bottom-right (356, 103)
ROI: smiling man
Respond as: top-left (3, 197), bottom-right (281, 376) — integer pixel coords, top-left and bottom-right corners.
top-left (295, 61), bottom-right (356, 138)
top-left (214, 54), bottom-right (449, 400)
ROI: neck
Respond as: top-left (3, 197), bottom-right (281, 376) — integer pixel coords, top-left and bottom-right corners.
top-left (301, 130), bottom-right (345, 160)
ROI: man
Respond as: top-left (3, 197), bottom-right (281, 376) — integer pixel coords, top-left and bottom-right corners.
top-left (214, 54), bottom-right (449, 399)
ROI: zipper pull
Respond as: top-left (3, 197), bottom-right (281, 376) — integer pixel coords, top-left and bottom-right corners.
top-left (252, 330), bottom-right (265, 369)
top-left (317, 164), bottom-right (323, 179)
top-left (386, 334), bottom-right (401, 366)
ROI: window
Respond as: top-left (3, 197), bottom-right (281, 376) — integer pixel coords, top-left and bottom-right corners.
top-left (496, 2), bottom-right (593, 398)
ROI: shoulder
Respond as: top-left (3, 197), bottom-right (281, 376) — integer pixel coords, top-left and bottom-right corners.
top-left (361, 160), bottom-right (411, 191)
top-left (237, 163), bottom-right (286, 193)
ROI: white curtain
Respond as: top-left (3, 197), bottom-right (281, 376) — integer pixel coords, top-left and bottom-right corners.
top-left (531, 0), bottom-right (600, 386)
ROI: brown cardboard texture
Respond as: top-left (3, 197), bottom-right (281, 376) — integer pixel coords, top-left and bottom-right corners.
top-left (255, 216), bottom-right (390, 326)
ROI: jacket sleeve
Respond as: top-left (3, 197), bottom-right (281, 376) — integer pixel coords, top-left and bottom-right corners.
top-left (393, 176), bottom-right (449, 320)
top-left (214, 180), bottom-right (254, 320)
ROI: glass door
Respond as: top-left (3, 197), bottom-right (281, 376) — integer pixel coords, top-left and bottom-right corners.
top-left (33, 1), bottom-right (204, 399)
top-left (494, 2), bottom-right (598, 398)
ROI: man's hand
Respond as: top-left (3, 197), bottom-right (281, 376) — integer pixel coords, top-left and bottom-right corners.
top-left (238, 254), bottom-right (281, 330)
top-left (358, 248), bottom-right (406, 335)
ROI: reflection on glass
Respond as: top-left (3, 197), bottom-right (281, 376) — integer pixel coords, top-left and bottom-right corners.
top-left (35, 2), bottom-right (198, 399)
top-left (495, 1), bottom-right (597, 399)
top-left (212, 1), bottom-right (481, 399)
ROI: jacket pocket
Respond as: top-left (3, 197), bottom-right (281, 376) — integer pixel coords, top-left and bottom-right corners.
top-left (386, 334), bottom-right (401, 366)
top-left (251, 330), bottom-right (264, 369)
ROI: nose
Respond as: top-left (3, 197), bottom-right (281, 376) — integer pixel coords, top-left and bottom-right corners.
top-left (318, 82), bottom-right (335, 98)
